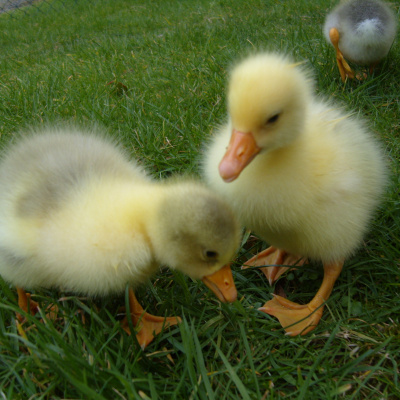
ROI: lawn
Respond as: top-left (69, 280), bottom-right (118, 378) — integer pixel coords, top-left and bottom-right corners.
top-left (0, 0), bottom-right (399, 398)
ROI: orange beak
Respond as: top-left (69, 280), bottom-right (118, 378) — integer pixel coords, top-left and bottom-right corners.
top-left (219, 129), bottom-right (261, 182)
top-left (202, 264), bottom-right (237, 303)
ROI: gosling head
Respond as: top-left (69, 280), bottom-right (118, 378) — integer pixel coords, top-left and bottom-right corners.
top-left (153, 182), bottom-right (241, 302)
top-left (219, 53), bottom-right (313, 182)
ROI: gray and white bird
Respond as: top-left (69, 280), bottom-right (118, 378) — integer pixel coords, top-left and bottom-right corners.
top-left (323, 0), bottom-right (397, 81)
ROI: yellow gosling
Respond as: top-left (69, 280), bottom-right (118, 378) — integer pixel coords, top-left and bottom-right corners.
top-left (203, 53), bottom-right (387, 335)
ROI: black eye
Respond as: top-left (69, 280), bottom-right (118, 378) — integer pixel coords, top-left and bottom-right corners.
top-left (266, 113), bottom-right (280, 124)
top-left (204, 250), bottom-right (219, 260)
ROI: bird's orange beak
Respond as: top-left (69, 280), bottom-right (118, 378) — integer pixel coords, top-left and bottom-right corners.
top-left (202, 264), bottom-right (237, 303)
top-left (218, 129), bottom-right (261, 182)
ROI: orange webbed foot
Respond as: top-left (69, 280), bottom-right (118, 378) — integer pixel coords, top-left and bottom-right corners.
top-left (16, 287), bottom-right (59, 323)
top-left (15, 287), bottom-right (61, 341)
top-left (122, 288), bottom-right (181, 349)
top-left (242, 246), bottom-right (306, 285)
top-left (17, 288), bottom-right (40, 322)
top-left (259, 261), bottom-right (344, 335)
top-left (122, 312), bottom-right (181, 349)
top-left (259, 294), bottom-right (324, 336)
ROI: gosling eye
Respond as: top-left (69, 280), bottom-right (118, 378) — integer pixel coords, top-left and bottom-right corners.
top-left (265, 113), bottom-right (280, 125)
top-left (203, 250), bottom-right (219, 262)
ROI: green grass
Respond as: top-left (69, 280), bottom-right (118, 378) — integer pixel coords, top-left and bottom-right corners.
top-left (0, 0), bottom-right (400, 398)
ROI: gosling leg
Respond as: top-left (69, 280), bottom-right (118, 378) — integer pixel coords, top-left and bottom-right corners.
top-left (329, 28), bottom-right (355, 81)
top-left (259, 260), bottom-right (344, 335)
top-left (122, 288), bottom-right (181, 349)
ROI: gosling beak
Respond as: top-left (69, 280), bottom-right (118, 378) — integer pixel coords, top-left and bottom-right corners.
top-left (218, 129), bottom-right (261, 182)
top-left (202, 264), bottom-right (237, 303)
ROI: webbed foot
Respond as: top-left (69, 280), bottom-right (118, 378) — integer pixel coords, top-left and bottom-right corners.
top-left (122, 288), bottom-right (181, 348)
top-left (242, 246), bottom-right (306, 285)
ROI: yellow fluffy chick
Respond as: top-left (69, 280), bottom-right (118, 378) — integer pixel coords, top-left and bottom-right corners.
top-left (0, 127), bottom-right (240, 348)
top-left (324, 0), bottom-right (397, 81)
top-left (203, 53), bottom-right (387, 335)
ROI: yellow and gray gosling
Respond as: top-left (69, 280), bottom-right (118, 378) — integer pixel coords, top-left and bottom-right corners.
top-left (0, 126), bottom-right (241, 348)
